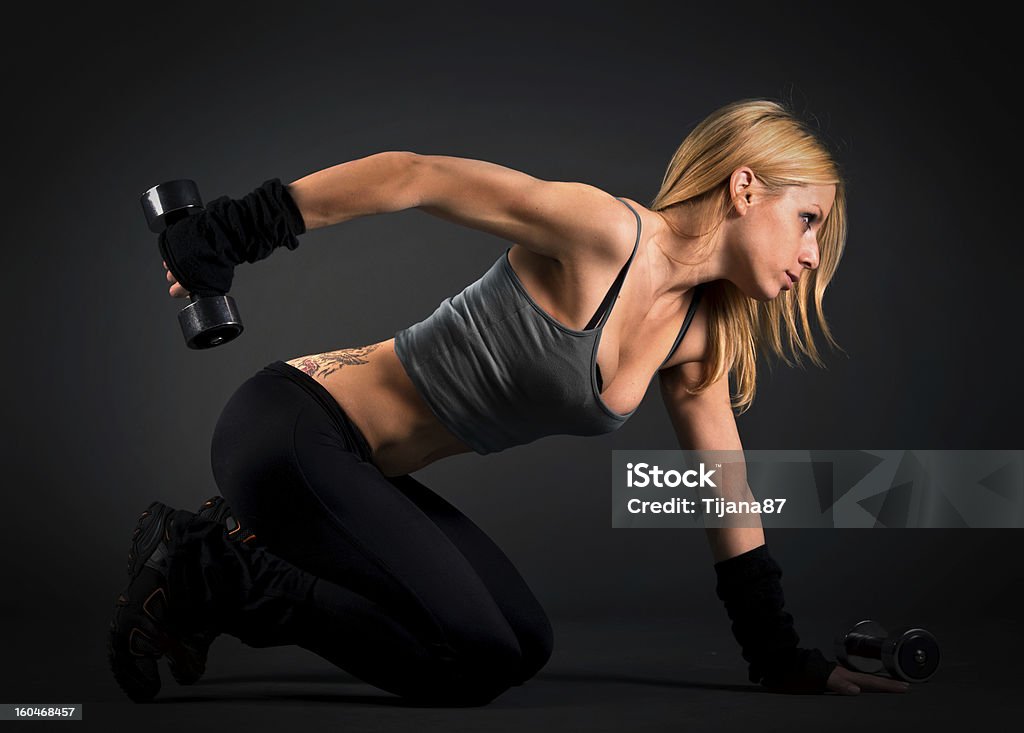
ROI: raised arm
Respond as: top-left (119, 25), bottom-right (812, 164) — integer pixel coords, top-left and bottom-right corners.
top-left (159, 150), bottom-right (631, 299)
top-left (288, 151), bottom-right (634, 266)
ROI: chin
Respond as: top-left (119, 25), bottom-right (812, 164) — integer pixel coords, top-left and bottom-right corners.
top-left (735, 279), bottom-right (777, 302)
top-left (767, 281), bottom-right (790, 301)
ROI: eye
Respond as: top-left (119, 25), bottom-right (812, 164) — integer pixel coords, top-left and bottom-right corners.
top-left (800, 213), bottom-right (818, 231)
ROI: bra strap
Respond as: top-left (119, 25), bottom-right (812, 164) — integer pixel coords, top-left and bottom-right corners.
top-left (659, 284), bottom-right (705, 368)
top-left (584, 197), bottom-right (642, 330)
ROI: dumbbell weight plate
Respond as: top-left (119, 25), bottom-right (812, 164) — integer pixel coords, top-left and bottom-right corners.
top-left (141, 180), bottom-right (203, 233)
top-left (883, 626), bottom-right (940, 683)
top-left (179, 295), bottom-right (243, 350)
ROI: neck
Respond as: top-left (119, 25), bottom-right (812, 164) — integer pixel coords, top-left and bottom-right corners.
top-left (646, 203), bottom-right (730, 302)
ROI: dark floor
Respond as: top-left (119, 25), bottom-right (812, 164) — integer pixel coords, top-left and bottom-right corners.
top-left (2, 612), bottom-right (1015, 732)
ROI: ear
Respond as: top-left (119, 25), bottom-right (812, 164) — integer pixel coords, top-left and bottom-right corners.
top-left (730, 167), bottom-right (755, 215)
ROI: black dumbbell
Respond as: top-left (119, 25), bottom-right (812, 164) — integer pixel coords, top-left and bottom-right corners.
top-left (835, 619), bottom-right (940, 683)
top-left (140, 179), bottom-right (243, 350)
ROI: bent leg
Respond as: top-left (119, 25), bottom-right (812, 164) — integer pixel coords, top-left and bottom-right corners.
top-left (207, 363), bottom-right (527, 702)
top-left (164, 515), bottom-right (506, 704)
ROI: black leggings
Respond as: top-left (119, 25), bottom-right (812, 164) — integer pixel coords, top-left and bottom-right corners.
top-left (200, 361), bottom-right (553, 705)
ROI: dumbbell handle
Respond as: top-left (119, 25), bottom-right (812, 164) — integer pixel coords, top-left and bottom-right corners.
top-left (845, 631), bottom-right (884, 659)
top-left (160, 208), bottom-right (208, 303)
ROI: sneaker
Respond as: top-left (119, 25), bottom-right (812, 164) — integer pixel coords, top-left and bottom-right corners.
top-left (194, 495), bottom-right (258, 545)
top-left (163, 496), bottom-right (256, 686)
top-left (107, 501), bottom-right (195, 702)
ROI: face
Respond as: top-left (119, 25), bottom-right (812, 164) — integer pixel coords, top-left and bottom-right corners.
top-left (724, 169), bottom-right (836, 301)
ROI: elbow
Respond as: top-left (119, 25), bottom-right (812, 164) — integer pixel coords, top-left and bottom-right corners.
top-left (391, 150), bottom-right (424, 208)
top-left (386, 150), bottom-right (420, 166)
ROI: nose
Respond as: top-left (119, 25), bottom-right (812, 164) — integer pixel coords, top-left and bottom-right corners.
top-left (800, 240), bottom-right (820, 271)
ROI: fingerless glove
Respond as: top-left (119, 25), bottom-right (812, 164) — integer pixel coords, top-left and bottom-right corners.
top-left (714, 544), bottom-right (836, 693)
top-left (158, 178), bottom-right (306, 297)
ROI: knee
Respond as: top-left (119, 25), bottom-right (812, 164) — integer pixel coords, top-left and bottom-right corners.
top-left (513, 613), bottom-right (555, 685)
top-left (417, 637), bottom-right (523, 705)
top-left (440, 612), bottom-right (555, 695)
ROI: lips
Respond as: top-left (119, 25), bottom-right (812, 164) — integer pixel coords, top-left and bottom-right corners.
top-left (787, 272), bottom-right (799, 284)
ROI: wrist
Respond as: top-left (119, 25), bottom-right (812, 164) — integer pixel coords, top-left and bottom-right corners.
top-left (157, 178), bottom-right (304, 296)
top-left (280, 182), bottom-right (307, 236)
top-left (203, 178), bottom-right (304, 266)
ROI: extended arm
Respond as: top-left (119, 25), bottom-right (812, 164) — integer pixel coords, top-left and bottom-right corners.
top-left (288, 151), bottom-right (634, 265)
top-left (160, 150), bottom-right (629, 297)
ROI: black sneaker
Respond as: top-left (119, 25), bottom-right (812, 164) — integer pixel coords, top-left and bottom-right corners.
top-left (163, 496), bottom-right (257, 687)
top-left (194, 495), bottom-right (257, 546)
top-left (107, 501), bottom-right (195, 702)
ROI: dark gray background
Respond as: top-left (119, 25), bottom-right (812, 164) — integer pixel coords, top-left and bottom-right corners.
top-left (2, 0), bottom-right (1020, 729)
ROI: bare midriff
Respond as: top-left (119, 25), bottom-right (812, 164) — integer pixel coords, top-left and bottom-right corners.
top-left (285, 339), bottom-right (475, 477)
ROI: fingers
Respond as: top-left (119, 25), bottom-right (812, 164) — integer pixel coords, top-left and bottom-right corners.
top-left (846, 670), bottom-right (910, 693)
top-left (827, 673), bottom-right (860, 695)
top-left (162, 260), bottom-right (189, 298)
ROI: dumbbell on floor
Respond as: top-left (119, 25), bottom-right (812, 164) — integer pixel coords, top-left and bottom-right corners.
top-left (835, 619), bottom-right (940, 683)
top-left (140, 179), bottom-right (243, 350)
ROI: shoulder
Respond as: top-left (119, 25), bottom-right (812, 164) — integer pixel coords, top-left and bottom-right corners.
top-left (530, 184), bottom-right (642, 269)
top-left (596, 193), bottom-right (648, 256)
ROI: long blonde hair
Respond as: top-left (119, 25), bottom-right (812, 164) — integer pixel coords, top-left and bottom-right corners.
top-left (649, 98), bottom-right (848, 414)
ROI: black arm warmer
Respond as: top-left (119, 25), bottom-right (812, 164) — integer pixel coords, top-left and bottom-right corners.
top-left (157, 178), bottom-right (307, 297)
top-left (714, 544), bottom-right (836, 693)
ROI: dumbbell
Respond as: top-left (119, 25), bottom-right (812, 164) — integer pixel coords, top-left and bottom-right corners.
top-left (140, 179), bottom-right (243, 350)
top-left (835, 619), bottom-right (940, 683)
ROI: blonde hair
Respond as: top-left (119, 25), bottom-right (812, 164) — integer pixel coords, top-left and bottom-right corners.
top-left (649, 98), bottom-right (848, 414)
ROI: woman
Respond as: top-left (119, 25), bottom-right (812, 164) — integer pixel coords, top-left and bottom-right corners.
top-left (109, 99), bottom-right (909, 704)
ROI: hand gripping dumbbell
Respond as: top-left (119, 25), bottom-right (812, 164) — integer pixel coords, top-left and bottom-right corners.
top-left (140, 180), bottom-right (243, 350)
top-left (835, 619), bottom-right (940, 683)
